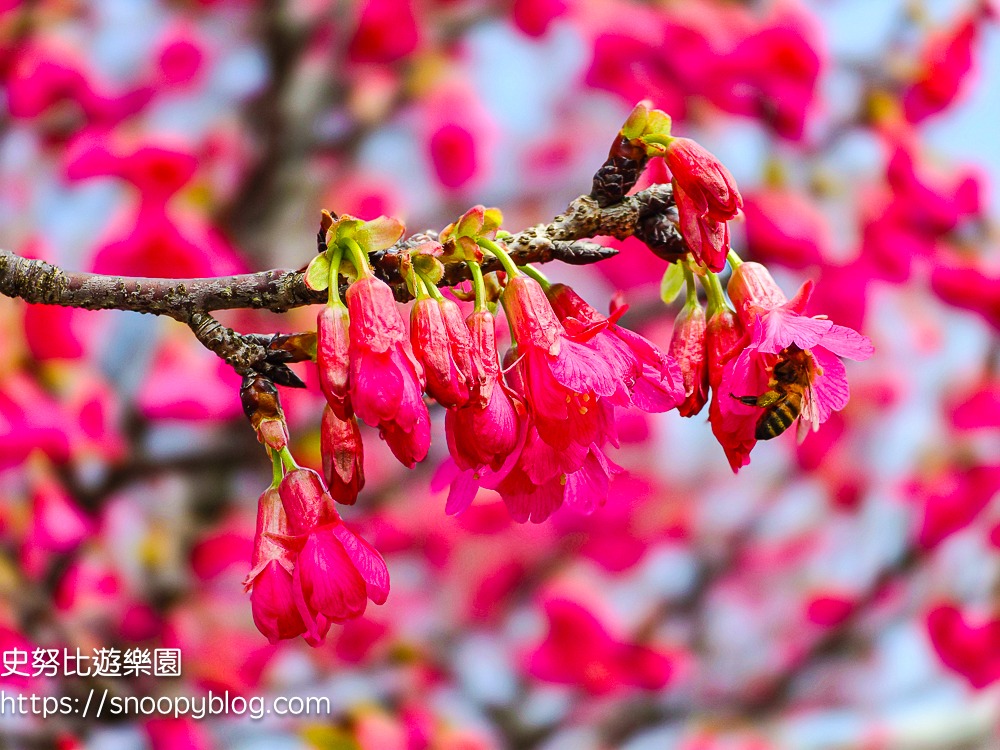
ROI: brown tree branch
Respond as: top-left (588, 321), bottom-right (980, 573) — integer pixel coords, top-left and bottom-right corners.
top-left (0, 184), bottom-right (672, 317)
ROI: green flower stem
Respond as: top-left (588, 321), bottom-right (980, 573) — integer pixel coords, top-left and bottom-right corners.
top-left (469, 261), bottom-right (488, 313)
top-left (704, 270), bottom-right (728, 318)
top-left (683, 264), bottom-right (698, 307)
top-left (342, 237), bottom-right (372, 277)
top-left (270, 449), bottom-right (284, 489)
top-left (519, 263), bottom-right (551, 289)
top-left (278, 446), bottom-right (299, 473)
top-left (417, 271), bottom-right (446, 302)
top-left (327, 245), bottom-right (344, 306)
top-left (727, 250), bottom-right (743, 268)
top-left (477, 237), bottom-right (521, 279)
top-left (411, 268), bottom-right (429, 300)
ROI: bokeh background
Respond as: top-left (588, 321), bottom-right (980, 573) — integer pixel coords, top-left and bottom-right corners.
top-left (0, 0), bottom-right (999, 748)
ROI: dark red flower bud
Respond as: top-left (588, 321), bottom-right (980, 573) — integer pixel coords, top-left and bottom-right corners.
top-left (321, 405), bottom-right (365, 506)
top-left (317, 303), bottom-right (352, 419)
top-left (664, 137), bottom-right (743, 221)
top-left (669, 299), bottom-right (709, 417)
top-left (466, 309), bottom-right (501, 407)
top-left (706, 307), bottom-right (746, 389)
top-left (410, 297), bottom-right (473, 408)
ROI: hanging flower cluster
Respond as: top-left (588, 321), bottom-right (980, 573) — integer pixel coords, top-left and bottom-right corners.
top-left (241, 102), bottom-right (873, 646)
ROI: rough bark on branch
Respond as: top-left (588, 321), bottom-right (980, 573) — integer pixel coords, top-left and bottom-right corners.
top-left (0, 184), bottom-right (674, 316)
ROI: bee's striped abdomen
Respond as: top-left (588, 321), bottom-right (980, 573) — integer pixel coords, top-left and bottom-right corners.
top-left (754, 398), bottom-right (801, 440)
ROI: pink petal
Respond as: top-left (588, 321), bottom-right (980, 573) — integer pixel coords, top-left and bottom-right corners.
top-left (563, 450), bottom-right (609, 515)
top-left (330, 523), bottom-right (390, 605)
top-left (757, 310), bottom-right (833, 354)
top-left (810, 347), bottom-right (850, 423)
top-left (817, 324), bottom-right (875, 361)
top-left (446, 470), bottom-right (480, 515)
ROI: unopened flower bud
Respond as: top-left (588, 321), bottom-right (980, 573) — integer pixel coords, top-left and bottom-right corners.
top-left (411, 297), bottom-right (471, 408)
top-left (241, 376), bottom-right (288, 452)
top-left (317, 303), bottom-right (352, 419)
top-left (727, 262), bottom-right (789, 325)
top-left (669, 299), bottom-right (709, 417)
top-left (664, 137), bottom-right (742, 221)
top-left (466, 309), bottom-right (501, 407)
top-left (321, 405), bottom-right (365, 505)
top-left (256, 418), bottom-right (288, 453)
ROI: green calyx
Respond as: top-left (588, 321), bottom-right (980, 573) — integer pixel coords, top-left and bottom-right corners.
top-left (441, 205), bottom-right (503, 264)
top-left (621, 101), bottom-right (674, 157)
top-left (278, 446), bottom-right (299, 473)
top-left (304, 212), bottom-right (406, 292)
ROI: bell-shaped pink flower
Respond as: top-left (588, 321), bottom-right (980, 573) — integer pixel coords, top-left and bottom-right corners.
top-left (292, 525), bottom-right (368, 638)
top-left (546, 283), bottom-right (685, 412)
top-left (242, 488), bottom-right (305, 644)
top-left (347, 276), bottom-right (430, 467)
top-left (720, 271), bottom-right (874, 445)
top-left (277, 469), bottom-right (390, 646)
top-left (502, 276), bottom-right (619, 451)
top-left (321, 405), bottom-right (365, 506)
top-left (669, 298), bottom-right (709, 417)
top-left (317, 303), bottom-right (352, 419)
top-left (445, 310), bottom-right (523, 475)
top-left (410, 297), bottom-right (474, 408)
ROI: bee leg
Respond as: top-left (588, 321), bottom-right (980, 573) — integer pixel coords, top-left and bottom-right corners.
top-left (731, 393), bottom-right (762, 406)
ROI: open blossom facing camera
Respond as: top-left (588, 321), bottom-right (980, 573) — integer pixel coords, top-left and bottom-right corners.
top-left (719, 261), bottom-right (874, 454)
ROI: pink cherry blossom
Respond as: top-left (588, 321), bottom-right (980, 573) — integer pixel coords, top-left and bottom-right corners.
top-left (347, 276), bottom-right (430, 467)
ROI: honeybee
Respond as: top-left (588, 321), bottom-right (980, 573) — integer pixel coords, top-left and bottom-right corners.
top-left (733, 345), bottom-right (819, 441)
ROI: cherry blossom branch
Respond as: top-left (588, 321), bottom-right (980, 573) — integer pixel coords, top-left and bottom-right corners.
top-left (0, 183), bottom-right (671, 318)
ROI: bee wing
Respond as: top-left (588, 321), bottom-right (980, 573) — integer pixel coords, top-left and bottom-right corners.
top-left (796, 384), bottom-right (821, 444)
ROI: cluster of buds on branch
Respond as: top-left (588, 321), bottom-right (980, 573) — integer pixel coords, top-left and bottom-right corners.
top-left (233, 101), bottom-right (873, 646)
